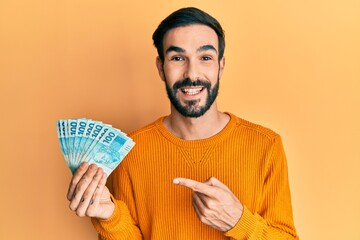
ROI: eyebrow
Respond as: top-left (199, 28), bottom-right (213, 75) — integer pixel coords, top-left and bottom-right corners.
top-left (197, 45), bottom-right (217, 53)
top-left (165, 46), bottom-right (185, 54)
top-left (165, 44), bottom-right (218, 54)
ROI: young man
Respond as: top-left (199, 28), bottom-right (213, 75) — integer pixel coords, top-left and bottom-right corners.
top-left (67, 7), bottom-right (298, 239)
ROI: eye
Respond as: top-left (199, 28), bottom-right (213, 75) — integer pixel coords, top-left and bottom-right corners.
top-left (201, 56), bottom-right (213, 61)
top-left (171, 56), bottom-right (184, 61)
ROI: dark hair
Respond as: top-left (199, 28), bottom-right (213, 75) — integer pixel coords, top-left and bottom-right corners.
top-left (152, 7), bottom-right (225, 62)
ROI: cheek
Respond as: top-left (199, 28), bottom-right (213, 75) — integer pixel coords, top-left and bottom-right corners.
top-left (203, 66), bottom-right (220, 81)
top-left (164, 65), bottom-right (184, 81)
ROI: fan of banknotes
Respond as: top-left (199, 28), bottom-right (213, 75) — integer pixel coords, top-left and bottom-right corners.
top-left (56, 118), bottom-right (135, 176)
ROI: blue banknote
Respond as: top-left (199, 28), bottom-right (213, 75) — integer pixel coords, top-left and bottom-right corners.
top-left (76, 119), bottom-right (95, 162)
top-left (59, 120), bottom-right (70, 162)
top-left (81, 123), bottom-right (110, 164)
top-left (77, 120), bottom-right (98, 162)
top-left (73, 118), bottom-right (88, 162)
top-left (68, 119), bottom-right (78, 163)
top-left (56, 120), bottom-right (67, 161)
top-left (56, 118), bottom-right (135, 175)
top-left (86, 128), bottom-right (135, 175)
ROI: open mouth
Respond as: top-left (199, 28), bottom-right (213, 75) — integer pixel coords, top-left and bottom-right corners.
top-left (180, 86), bottom-right (204, 96)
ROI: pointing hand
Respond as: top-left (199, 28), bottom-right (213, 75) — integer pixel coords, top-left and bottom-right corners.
top-left (173, 176), bottom-right (243, 232)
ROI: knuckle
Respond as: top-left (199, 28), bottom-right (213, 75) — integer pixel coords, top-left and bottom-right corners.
top-left (82, 191), bottom-right (93, 200)
top-left (76, 182), bottom-right (86, 193)
top-left (199, 215), bottom-right (207, 224)
top-left (86, 208), bottom-right (95, 217)
top-left (69, 202), bottom-right (77, 211)
top-left (66, 194), bottom-right (72, 201)
top-left (206, 200), bottom-right (215, 209)
top-left (89, 164), bottom-right (98, 171)
top-left (94, 171), bottom-right (103, 180)
top-left (71, 178), bottom-right (78, 186)
top-left (77, 163), bottom-right (87, 173)
top-left (192, 194), bottom-right (197, 202)
top-left (76, 209), bottom-right (85, 217)
top-left (202, 208), bottom-right (210, 216)
top-left (80, 162), bottom-right (89, 168)
top-left (71, 192), bottom-right (82, 203)
top-left (208, 176), bottom-right (221, 187)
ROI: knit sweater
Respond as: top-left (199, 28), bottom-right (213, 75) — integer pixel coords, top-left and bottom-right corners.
top-left (92, 112), bottom-right (298, 239)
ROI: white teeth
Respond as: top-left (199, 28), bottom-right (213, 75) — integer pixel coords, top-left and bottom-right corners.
top-left (182, 87), bottom-right (203, 95)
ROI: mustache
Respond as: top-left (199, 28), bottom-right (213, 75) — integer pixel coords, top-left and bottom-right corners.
top-left (173, 78), bottom-right (211, 90)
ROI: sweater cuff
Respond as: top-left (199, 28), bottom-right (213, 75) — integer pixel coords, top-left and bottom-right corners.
top-left (91, 195), bottom-right (120, 232)
top-left (91, 195), bottom-right (135, 239)
top-left (224, 206), bottom-right (260, 239)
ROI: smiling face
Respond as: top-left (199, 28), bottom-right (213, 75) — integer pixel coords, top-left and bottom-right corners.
top-left (156, 24), bottom-right (225, 118)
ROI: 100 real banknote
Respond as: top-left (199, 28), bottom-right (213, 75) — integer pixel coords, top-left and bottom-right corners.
top-left (56, 118), bottom-right (135, 176)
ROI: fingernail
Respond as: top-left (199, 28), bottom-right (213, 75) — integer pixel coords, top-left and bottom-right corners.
top-left (173, 179), bottom-right (180, 184)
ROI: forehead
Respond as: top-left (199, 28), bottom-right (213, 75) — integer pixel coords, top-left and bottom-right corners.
top-left (163, 24), bottom-right (219, 52)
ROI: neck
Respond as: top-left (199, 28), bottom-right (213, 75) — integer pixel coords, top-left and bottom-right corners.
top-left (163, 103), bottom-right (230, 140)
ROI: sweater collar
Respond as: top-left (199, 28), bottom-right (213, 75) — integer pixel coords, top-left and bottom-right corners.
top-left (155, 112), bottom-right (237, 148)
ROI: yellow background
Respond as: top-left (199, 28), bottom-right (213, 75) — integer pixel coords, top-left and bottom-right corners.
top-left (1, 1), bottom-right (359, 239)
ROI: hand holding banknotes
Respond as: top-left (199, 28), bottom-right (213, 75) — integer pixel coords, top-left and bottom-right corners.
top-left (67, 162), bottom-right (114, 219)
top-left (56, 118), bottom-right (135, 219)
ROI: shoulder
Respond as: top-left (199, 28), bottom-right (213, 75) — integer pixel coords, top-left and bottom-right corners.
top-left (119, 118), bottom-right (163, 168)
top-left (227, 113), bottom-right (286, 162)
top-left (127, 116), bottom-right (165, 141)
top-left (228, 112), bottom-right (281, 142)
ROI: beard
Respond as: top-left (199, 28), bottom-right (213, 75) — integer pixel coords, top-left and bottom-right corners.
top-left (165, 77), bottom-right (219, 118)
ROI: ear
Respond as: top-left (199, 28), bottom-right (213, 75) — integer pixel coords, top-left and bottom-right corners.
top-left (218, 56), bottom-right (225, 79)
top-left (156, 56), bottom-right (165, 81)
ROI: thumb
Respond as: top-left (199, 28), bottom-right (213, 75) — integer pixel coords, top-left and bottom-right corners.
top-left (204, 176), bottom-right (231, 192)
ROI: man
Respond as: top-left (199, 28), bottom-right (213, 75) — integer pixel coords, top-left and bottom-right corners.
top-left (67, 7), bottom-right (298, 239)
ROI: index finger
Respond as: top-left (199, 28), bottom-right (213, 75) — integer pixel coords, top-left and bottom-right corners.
top-left (173, 178), bottom-right (216, 197)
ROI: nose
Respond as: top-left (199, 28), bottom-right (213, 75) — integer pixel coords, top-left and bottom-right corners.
top-left (183, 59), bottom-right (200, 81)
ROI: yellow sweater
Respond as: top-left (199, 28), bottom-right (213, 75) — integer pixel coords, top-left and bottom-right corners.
top-left (92, 113), bottom-right (298, 239)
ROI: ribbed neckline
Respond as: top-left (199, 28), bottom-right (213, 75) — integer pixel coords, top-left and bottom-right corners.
top-left (154, 112), bottom-right (238, 148)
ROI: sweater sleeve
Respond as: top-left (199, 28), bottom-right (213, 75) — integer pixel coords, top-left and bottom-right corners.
top-left (224, 135), bottom-right (299, 239)
top-left (91, 163), bottom-right (143, 240)
top-left (91, 196), bottom-right (143, 240)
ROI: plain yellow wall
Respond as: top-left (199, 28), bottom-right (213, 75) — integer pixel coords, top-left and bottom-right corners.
top-left (1, 1), bottom-right (359, 239)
